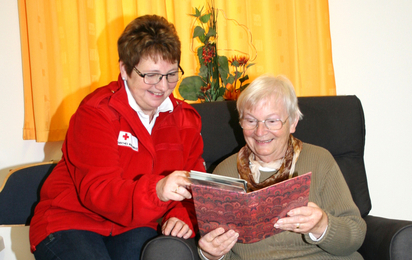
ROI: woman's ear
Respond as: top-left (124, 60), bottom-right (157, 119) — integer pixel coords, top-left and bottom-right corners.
top-left (289, 114), bottom-right (299, 134)
top-left (119, 61), bottom-right (128, 80)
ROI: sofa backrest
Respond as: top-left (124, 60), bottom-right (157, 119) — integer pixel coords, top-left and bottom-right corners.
top-left (0, 162), bottom-right (57, 225)
top-left (191, 95), bottom-right (372, 217)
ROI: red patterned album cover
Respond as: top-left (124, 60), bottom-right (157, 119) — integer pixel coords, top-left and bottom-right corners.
top-left (190, 172), bottom-right (312, 244)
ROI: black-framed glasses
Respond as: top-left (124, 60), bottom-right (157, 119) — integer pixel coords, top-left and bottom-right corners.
top-left (133, 66), bottom-right (184, 85)
top-left (240, 116), bottom-right (289, 131)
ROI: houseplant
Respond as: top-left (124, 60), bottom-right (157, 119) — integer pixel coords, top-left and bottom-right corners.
top-left (178, 4), bottom-right (255, 102)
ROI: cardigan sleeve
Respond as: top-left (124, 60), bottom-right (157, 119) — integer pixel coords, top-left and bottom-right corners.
top-left (298, 144), bottom-right (366, 256)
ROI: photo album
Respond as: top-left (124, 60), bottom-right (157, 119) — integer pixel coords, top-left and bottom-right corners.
top-left (189, 170), bottom-right (312, 243)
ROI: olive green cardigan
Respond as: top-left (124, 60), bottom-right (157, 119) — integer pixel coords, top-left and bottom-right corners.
top-left (199, 143), bottom-right (366, 260)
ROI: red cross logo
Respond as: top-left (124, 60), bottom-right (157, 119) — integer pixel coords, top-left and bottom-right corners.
top-left (123, 133), bottom-right (129, 140)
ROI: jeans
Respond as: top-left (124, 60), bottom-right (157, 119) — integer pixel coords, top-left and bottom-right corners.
top-left (33, 227), bottom-right (158, 260)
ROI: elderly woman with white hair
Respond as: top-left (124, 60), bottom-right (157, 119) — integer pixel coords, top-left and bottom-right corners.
top-left (197, 74), bottom-right (366, 260)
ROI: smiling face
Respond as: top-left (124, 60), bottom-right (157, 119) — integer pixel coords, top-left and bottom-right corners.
top-left (242, 97), bottom-right (298, 163)
top-left (120, 56), bottom-right (178, 118)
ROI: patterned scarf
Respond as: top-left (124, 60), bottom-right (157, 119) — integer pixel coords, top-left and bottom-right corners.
top-left (237, 135), bottom-right (303, 192)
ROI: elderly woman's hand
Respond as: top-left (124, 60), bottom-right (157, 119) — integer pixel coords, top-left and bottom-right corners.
top-left (162, 217), bottom-right (193, 239)
top-left (274, 202), bottom-right (328, 239)
top-left (156, 171), bottom-right (192, 202)
top-left (198, 228), bottom-right (239, 260)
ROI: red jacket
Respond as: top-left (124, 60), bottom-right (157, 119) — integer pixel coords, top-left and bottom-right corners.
top-left (29, 76), bottom-right (205, 252)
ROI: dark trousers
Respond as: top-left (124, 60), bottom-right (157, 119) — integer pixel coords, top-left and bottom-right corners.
top-left (34, 227), bottom-right (158, 260)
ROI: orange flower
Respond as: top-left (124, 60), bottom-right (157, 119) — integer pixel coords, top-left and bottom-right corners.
top-left (229, 55), bottom-right (250, 67)
top-left (223, 83), bottom-right (241, 100)
top-left (200, 83), bottom-right (211, 93)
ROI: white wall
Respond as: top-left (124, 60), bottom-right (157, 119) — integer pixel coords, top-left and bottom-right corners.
top-left (0, 2), bottom-right (63, 259)
top-left (328, 0), bottom-right (412, 221)
top-left (1, 0), bottom-right (411, 259)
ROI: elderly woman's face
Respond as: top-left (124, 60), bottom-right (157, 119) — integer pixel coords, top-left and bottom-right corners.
top-left (120, 56), bottom-right (178, 118)
top-left (242, 98), bottom-right (298, 163)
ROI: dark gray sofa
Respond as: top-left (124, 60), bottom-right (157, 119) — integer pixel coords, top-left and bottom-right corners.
top-left (142, 96), bottom-right (412, 260)
top-left (1, 96), bottom-right (410, 259)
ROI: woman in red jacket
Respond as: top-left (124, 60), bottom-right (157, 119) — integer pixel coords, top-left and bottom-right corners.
top-left (30, 15), bottom-right (205, 260)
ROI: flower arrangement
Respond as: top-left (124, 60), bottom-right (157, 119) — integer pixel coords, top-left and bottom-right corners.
top-left (178, 3), bottom-right (255, 102)
top-left (223, 55), bottom-right (253, 100)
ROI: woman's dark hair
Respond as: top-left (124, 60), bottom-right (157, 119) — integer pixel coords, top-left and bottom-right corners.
top-left (117, 15), bottom-right (181, 76)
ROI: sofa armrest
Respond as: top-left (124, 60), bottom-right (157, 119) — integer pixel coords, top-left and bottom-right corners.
top-left (359, 215), bottom-right (412, 260)
top-left (141, 236), bottom-right (200, 260)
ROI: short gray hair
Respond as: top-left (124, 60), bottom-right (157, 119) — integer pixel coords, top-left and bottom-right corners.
top-left (236, 74), bottom-right (303, 123)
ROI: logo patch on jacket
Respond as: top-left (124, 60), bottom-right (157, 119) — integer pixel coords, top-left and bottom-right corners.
top-left (118, 131), bottom-right (138, 151)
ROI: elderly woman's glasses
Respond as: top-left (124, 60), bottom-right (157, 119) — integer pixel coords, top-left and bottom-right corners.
top-left (240, 117), bottom-right (289, 131)
top-left (134, 66), bottom-right (184, 85)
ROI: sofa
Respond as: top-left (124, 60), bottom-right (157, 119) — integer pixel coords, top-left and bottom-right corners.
top-left (142, 96), bottom-right (412, 260)
top-left (1, 96), bottom-right (411, 260)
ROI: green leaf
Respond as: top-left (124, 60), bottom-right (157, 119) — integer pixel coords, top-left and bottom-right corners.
top-left (211, 81), bottom-right (219, 92)
top-left (218, 56), bottom-right (234, 86)
top-left (240, 83), bottom-right (250, 91)
top-left (193, 26), bottom-right (205, 39)
top-left (218, 68), bottom-right (229, 85)
top-left (231, 60), bottom-right (240, 67)
top-left (198, 35), bottom-right (206, 43)
top-left (206, 28), bottom-right (217, 37)
top-left (190, 7), bottom-right (203, 18)
top-left (178, 76), bottom-right (206, 101)
top-left (195, 7), bottom-right (202, 17)
top-left (197, 46), bottom-right (204, 61)
top-left (218, 56), bottom-right (230, 72)
top-left (198, 65), bottom-right (208, 79)
top-left (217, 86), bottom-right (226, 98)
top-left (199, 13), bottom-right (211, 23)
top-left (217, 56), bottom-right (230, 82)
top-left (234, 71), bottom-right (242, 79)
top-left (227, 74), bottom-right (235, 84)
top-left (246, 63), bottom-right (255, 69)
top-left (197, 90), bottom-right (206, 100)
top-left (239, 75), bottom-right (249, 83)
top-left (219, 71), bottom-right (228, 86)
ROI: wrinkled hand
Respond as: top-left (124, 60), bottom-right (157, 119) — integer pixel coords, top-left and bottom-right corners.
top-left (198, 228), bottom-right (239, 260)
top-left (274, 202), bottom-right (328, 238)
top-left (156, 171), bottom-right (192, 202)
top-left (162, 217), bottom-right (193, 239)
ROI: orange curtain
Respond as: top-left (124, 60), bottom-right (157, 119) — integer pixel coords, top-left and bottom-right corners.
top-left (19, 0), bottom-right (336, 142)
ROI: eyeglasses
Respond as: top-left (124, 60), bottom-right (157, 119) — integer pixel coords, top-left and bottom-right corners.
top-left (240, 116), bottom-right (289, 131)
top-left (133, 66), bottom-right (184, 85)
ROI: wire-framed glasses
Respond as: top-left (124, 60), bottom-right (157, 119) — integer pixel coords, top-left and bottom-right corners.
top-left (133, 66), bottom-right (184, 85)
top-left (240, 116), bottom-right (289, 131)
